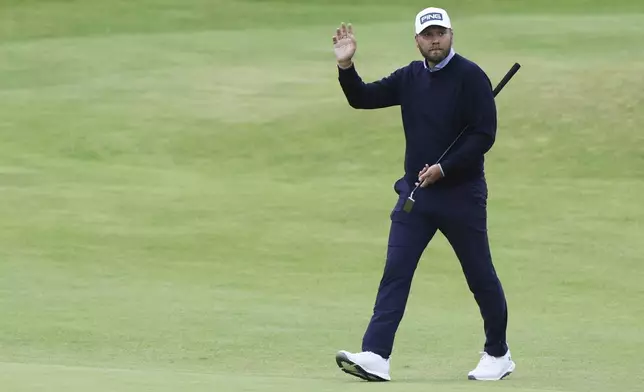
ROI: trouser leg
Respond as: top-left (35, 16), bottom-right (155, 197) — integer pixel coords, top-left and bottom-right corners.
top-left (361, 209), bottom-right (437, 358)
top-left (439, 196), bottom-right (508, 357)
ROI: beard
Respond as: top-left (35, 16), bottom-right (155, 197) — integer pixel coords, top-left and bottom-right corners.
top-left (419, 37), bottom-right (452, 65)
top-left (421, 46), bottom-right (450, 64)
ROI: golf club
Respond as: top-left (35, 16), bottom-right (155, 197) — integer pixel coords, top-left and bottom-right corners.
top-left (403, 62), bottom-right (521, 213)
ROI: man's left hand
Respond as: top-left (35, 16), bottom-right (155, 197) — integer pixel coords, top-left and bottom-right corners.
top-left (416, 164), bottom-right (443, 187)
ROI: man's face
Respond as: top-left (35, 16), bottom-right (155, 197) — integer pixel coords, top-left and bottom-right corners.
top-left (415, 26), bottom-right (453, 65)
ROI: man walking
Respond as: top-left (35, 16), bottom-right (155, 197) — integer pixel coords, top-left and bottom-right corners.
top-left (332, 7), bottom-right (515, 382)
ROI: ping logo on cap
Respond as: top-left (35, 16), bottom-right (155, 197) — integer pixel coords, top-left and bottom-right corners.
top-left (420, 12), bottom-right (443, 24)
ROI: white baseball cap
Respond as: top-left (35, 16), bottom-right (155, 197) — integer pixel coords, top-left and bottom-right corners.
top-left (415, 7), bottom-right (451, 34)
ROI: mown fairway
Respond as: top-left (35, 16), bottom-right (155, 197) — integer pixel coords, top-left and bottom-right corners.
top-left (1, 1), bottom-right (643, 391)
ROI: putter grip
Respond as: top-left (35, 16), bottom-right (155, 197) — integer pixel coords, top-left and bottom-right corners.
top-left (493, 63), bottom-right (521, 97)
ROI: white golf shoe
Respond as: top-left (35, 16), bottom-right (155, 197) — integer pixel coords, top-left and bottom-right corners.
top-left (467, 349), bottom-right (516, 380)
top-left (335, 350), bottom-right (391, 381)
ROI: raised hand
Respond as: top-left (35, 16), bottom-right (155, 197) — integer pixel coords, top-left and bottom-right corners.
top-left (332, 23), bottom-right (357, 68)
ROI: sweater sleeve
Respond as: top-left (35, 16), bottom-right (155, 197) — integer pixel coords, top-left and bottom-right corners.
top-left (337, 64), bottom-right (402, 109)
top-left (439, 66), bottom-right (497, 176)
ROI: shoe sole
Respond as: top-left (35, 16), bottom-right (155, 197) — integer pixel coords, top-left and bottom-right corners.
top-left (468, 361), bottom-right (516, 381)
top-left (335, 352), bottom-right (390, 382)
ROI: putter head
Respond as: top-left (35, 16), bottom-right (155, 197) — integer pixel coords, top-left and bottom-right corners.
top-left (403, 197), bottom-right (414, 213)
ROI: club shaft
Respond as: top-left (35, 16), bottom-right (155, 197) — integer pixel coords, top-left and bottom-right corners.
top-left (437, 63), bottom-right (521, 164)
top-left (410, 62), bottom-right (521, 198)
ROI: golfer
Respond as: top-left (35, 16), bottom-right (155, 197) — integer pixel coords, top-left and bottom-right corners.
top-left (332, 7), bottom-right (515, 382)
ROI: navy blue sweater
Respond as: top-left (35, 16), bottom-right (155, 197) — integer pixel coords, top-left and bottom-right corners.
top-left (338, 54), bottom-right (496, 187)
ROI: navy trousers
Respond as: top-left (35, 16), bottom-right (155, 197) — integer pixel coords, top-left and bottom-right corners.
top-left (361, 177), bottom-right (508, 358)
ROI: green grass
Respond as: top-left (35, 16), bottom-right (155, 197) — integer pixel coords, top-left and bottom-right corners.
top-left (1, 0), bottom-right (643, 391)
